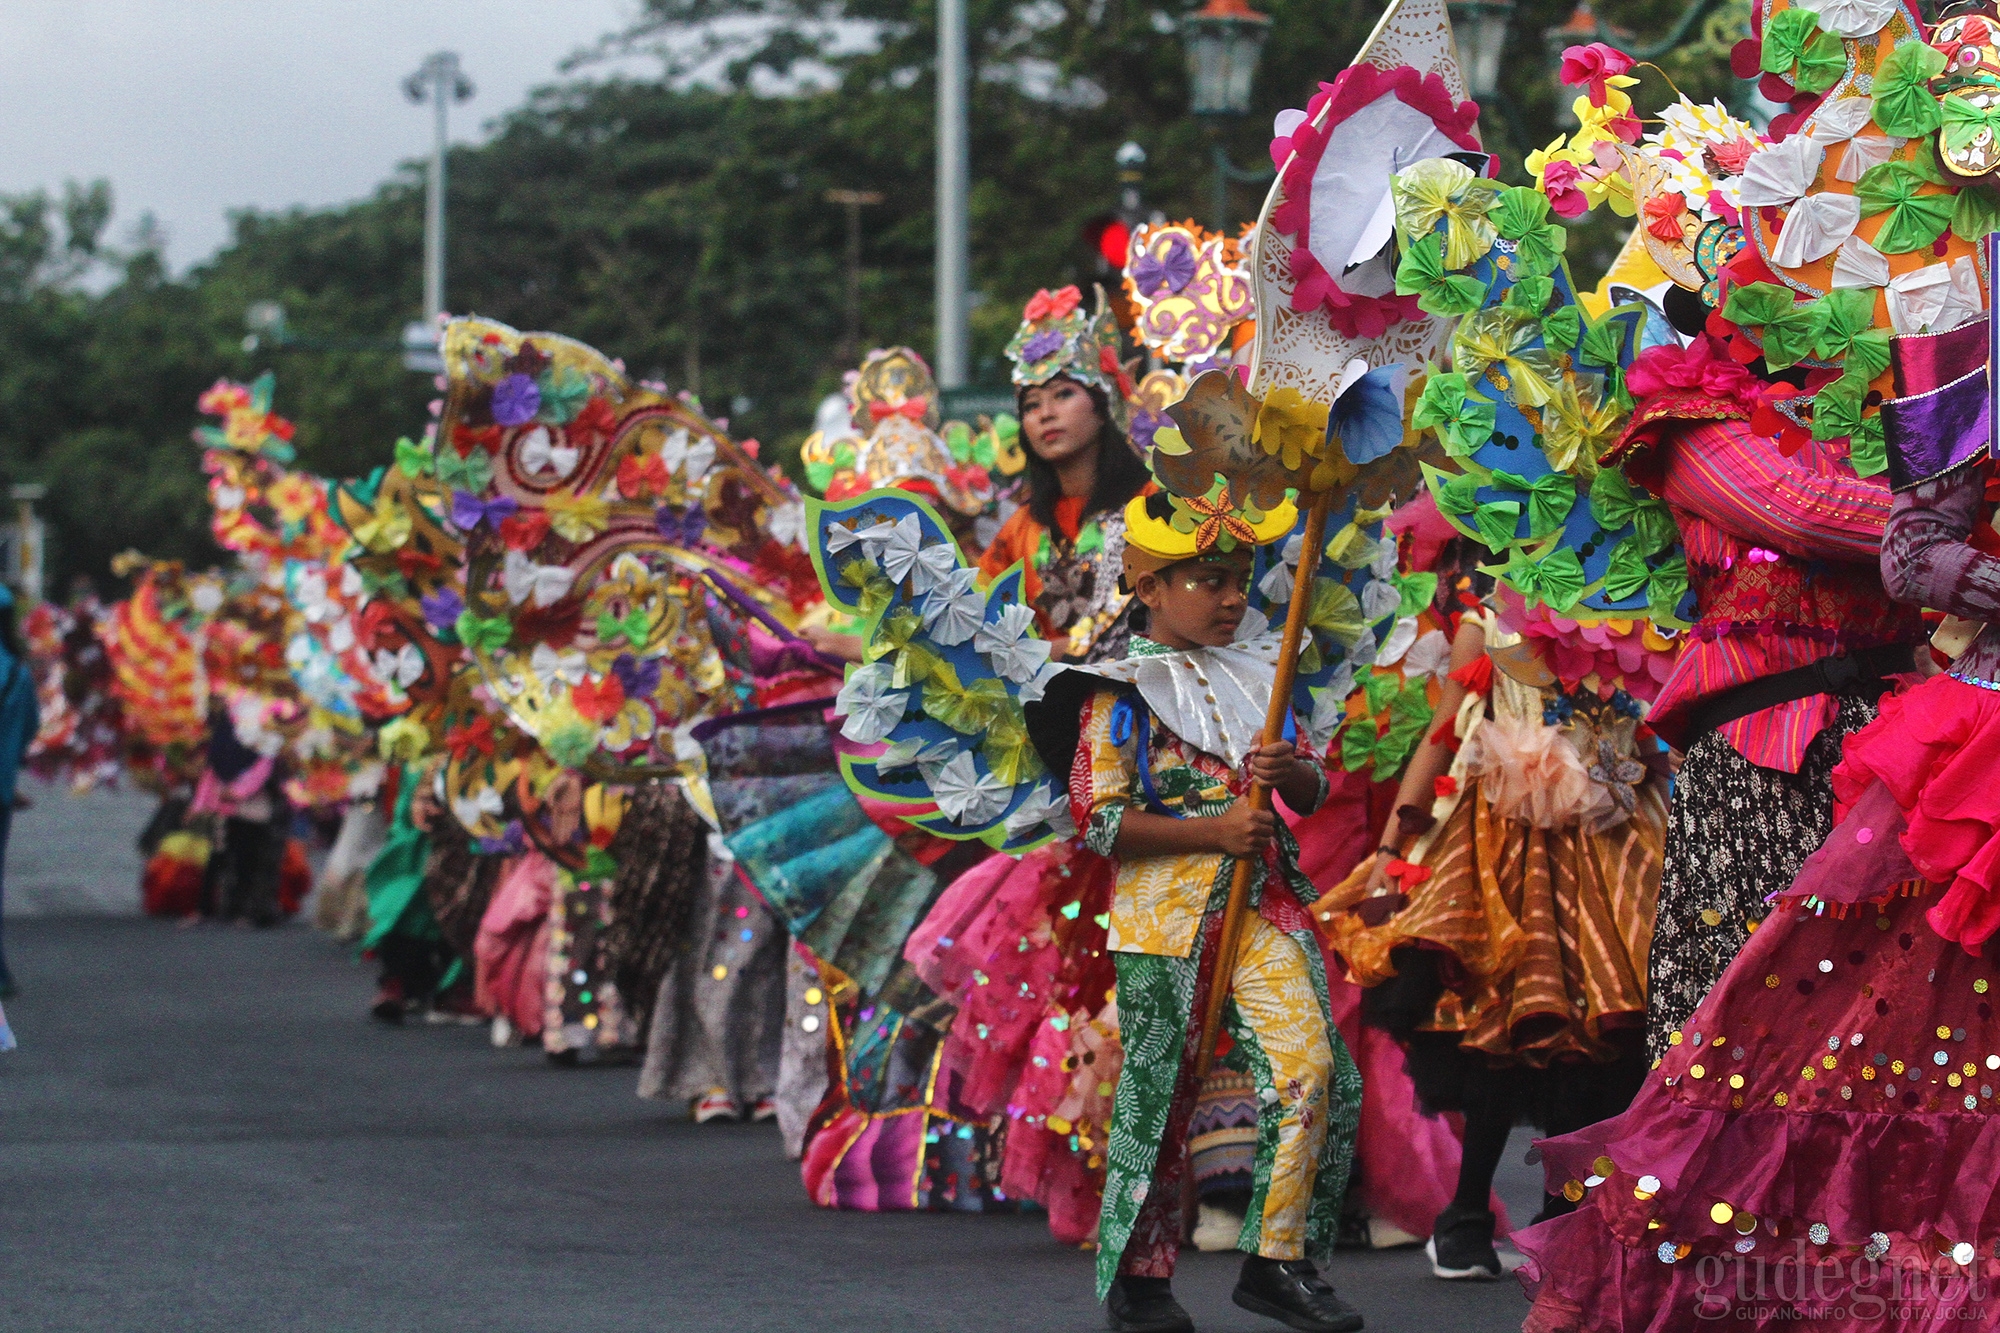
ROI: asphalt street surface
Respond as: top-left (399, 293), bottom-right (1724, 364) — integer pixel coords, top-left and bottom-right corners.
top-left (2, 789), bottom-right (1544, 1333)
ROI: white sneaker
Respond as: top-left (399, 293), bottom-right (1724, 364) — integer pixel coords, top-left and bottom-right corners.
top-left (1367, 1219), bottom-right (1421, 1249)
top-left (1192, 1203), bottom-right (1245, 1252)
top-left (490, 1015), bottom-right (515, 1048)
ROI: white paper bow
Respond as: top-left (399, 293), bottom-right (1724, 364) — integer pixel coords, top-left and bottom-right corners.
top-left (518, 426), bottom-right (579, 479)
top-left (327, 617), bottom-right (356, 654)
top-left (1836, 133), bottom-right (1902, 183)
top-left (1360, 577), bottom-right (1402, 622)
top-left (214, 484), bottom-right (247, 512)
top-left (450, 784), bottom-right (505, 830)
top-left (931, 751), bottom-right (1013, 826)
top-left (502, 549), bottom-right (577, 607)
top-left (1830, 234), bottom-right (1891, 290)
top-left (835, 662), bottom-right (910, 744)
top-left (1887, 258), bottom-right (1984, 336)
top-left (661, 427), bottom-right (716, 482)
top-left (374, 643), bottom-right (425, 689)
top-left (1770, 191), bottom-right (1860, 268)
top-left (1306, 664), bottom-right (1358, 748)
top-left (530, 643), bottom-right (587, 689)
top-left (973, 603), bottom-right (1051, 683)
top-left (1736, 135), bottom-right (1826, 208)
top-left (914, 739), bottom-right (962, 786)
top-left (1807, 96), bottom-right (1876, 144)
top-left (1374, 615), bottom-right (1420, 667)
top-left (921, 567), bottom-right (986, 646)
top-left (1004, 782), bottom-right (1076, 839)
top-left (882, 514), bottom-right (958, 592)
top-left (1811, 0), bottom-right (1896, 37)
top-left (766, 501), bottom-right (805, 549)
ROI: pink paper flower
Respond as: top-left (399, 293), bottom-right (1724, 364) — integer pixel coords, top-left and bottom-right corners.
top-left (1559, 42), bottom-right (1635, 106)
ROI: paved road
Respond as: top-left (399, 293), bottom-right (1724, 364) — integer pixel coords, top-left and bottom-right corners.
top-left (2, 916), bottom-right (1544, 1333)
top-left (2, 778), bottom-right (158, 917)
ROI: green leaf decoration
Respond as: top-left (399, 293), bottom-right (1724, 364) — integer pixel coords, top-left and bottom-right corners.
top-left (1942, 93), bottom-right (2000, 157)
top-left (1503, 274), bottom-right (1555, 316)
top-left (436, 447), bottom-right (494, 493)
top-left (1872, 41), bottom-right (1946, 137)
top-left (1953, 182), bottom-right (2000, 243)
top-left (394, 436), bottom-right (434, 478)
top-left (1306, 578), bottom-right (1368, 647)
top-left (1392, 570), bottom-right (1438, 618)
top-left (1765, 301), bottom-right (1832, 372)
top-left (1848, 414), bottom-right (1888, 478)
top-left (1432, 468), bottom-right (1484, 517)
top-left (1811, 370), bottom-right (1868, 441)
top-left (1394, 232), bottom-right (1489, 317)
top-left (1646, 556), bottom-right (1689, 623)
top-left (1759, 8), bottom-right (1820, 76)
top-left (536, 367), bottom-right (592, 424)
top-left (545, 720), bottom-right (599, 768)
top-left (1721, 282), bottom-right (1798, 329)
top-left (1500, 546), bottom-right (1587, 612)
top-left (1490, 469), bottom-right (1576, 539)
top-left (1602, 538), bottom-right (1655, 602)
top-left (1542, 305), bottom-right (1582, 353)
top-left (1340, 716), bottom-right (1380, 773)
top-left (1856, 157), bottom-right (1954, 256)
top-left (583, 846), bottom-right (619, 880)
top-left (1794, 29), bottom-right (1847, 94)
top-left (1471, 499), bottom-right (1523, 550)
top-left (1579, 311), bottom-right (1632, 374)
top-left (1411, 372), bottom-right (1497, 457)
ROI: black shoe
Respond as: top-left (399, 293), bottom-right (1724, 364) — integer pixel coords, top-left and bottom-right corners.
top-left (1232, 1256), bottom-right (1364, 1333)
top-left (369, 978), bottom-right (406, 1024)
top-left (1105, 1276), bottom-right (1194, 1333)
top-left (1426, 1203), bottom-right (1502, 1280)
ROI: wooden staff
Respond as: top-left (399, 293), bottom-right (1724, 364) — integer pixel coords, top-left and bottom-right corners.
top-left (1193, 485), bottom-right (1336, 1079)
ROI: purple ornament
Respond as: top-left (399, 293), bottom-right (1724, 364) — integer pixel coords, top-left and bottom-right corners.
top-left (491, 374), bottom-right (541, 427)
top-left (1021, 329), bottom-right (1066, 362)
top-left (1131, 234), bottom-right (1197, 296)
top-left (654, 504), bottom-right (707, 546)
top-left (612, 653), bottom-right (662, 699)
top-left (420, 586), bottom-right (465, 633)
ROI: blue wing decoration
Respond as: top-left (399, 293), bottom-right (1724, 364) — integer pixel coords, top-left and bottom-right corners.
top-left (807, 489), bottom-right (1070, 854)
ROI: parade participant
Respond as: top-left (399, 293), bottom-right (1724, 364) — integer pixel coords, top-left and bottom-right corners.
top-left (1514, 264), bottom-right (2000, 1331)
top-left (0, 586), bottom-right (38, 997)
top-left (1328, 571), bottom-right (1666, 1279)
top-left (362, 762), bottom-right (458, 1022)
top-left (978, 285), bottom-right (1151, 660)
top-left (192, 697), bottom-right (290, 928)
top-left (1071, 492), bottom-right (1362, 1333)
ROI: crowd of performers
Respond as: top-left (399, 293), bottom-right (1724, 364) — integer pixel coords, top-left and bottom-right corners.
top-left (18, 0), bottom-right (2000, 1327)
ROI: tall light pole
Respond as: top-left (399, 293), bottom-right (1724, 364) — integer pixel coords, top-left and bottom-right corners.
top-left (825, 189), bottom-right (884, 367)
top-left (935, 0), bottom-right (970, 390)
top-left (1180, 0), bottom-right (1273, 229)
top-left (404, 52), bottom-right (475, 355)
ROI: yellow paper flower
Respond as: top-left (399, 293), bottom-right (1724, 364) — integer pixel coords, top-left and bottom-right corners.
top-left (1252, 387), bottom-right (1331, 474)
top-left (544, 494), bottom-right (609, 541)
top-left (353, 494), bottom-right (413, 552)
top-left (1393, 157), bottom-right (1499, 270)
top-left (267, 474), bottom-right (322, 524)
top-left (1453, 308), bottom-right (1563, 408)
top-left (1525, 135), bottom-right (1590, 188)
top-left (1539, 376), bottom-right (1621, 477)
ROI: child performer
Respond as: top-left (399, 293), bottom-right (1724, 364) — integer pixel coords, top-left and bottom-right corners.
top-left (1048, 491), bottom-right (1365, 1333)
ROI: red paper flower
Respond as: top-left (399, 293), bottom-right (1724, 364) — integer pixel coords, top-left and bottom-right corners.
top-left (1750, 382), bottom-right (1811, 455)
top-left (445, 715), bottom-right (495, 762)
top-left (1559, 42), bottom-right (1635, 105)
top-left (499, 511), bottom-right (551, 551)
top-left (1022, 285), bottom-right (1082, 323)
top-left (452, 423), bottom-right (502, 456)
top-left (568, 396), bottom-right (618, 444)
top-left (617, 452), bottom-right (670, 500)
top-left (1644, 191), bottom-right (1688, 242)
top-left (1433, 775), bottom-right (1459, 799)
top-left (1541, 159), bottom-right (1591, 219)
top-left (571, 673), bottom-right (626, 725)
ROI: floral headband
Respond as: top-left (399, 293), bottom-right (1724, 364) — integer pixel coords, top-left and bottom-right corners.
top-left (1004, 283), bottom-right (1133, 428)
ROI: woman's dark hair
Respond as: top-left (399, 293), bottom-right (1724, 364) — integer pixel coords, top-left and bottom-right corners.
top-left (1017, 377), bottom-right (1151, 531)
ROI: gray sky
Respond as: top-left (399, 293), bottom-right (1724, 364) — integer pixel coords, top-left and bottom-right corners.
top-left (0, 1), bottom-right (657, 272)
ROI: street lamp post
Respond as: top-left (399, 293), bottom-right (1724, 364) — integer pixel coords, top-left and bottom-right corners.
top-left (403, 52), bottom-right (474, 371)
top-left (1180, 0), bottom-right (1274, 229)
top-left (936, 0), bottom-right (970, 390)
top-left (825, 189), bottom-right (885, 366)
top-left (1446, 0), bottom-right (1516, 103)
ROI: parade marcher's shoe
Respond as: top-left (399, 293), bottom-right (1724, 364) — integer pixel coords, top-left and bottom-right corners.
top-left (1530, 1191), bottom-right (1577, 1225)
top-left (1425, 1203), bottom-right (1502, 1279)
top-left (749, 1096), bottom-right (778, 1123)
top-left (369, 978), bottom-right (406, 1024)
top-left (693, 1089), bottom-right (739, 1123)
top-left (426, 984), bottom-right (487, 1026)
top-left (1232, 1256), bottom-right (1365, 1333)
top-left (1105, 1276), bottom-right (1194, 1333)
top-left (1366, 1219), bottom-right (1420, 1250)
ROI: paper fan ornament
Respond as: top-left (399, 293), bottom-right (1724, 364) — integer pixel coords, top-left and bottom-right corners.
top-left (104, 557), bottom-right (212, 783)
top-left (437, 316), bottom-right (793, 779)
top-left (1248, 0), bottom-right (1480, 405)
